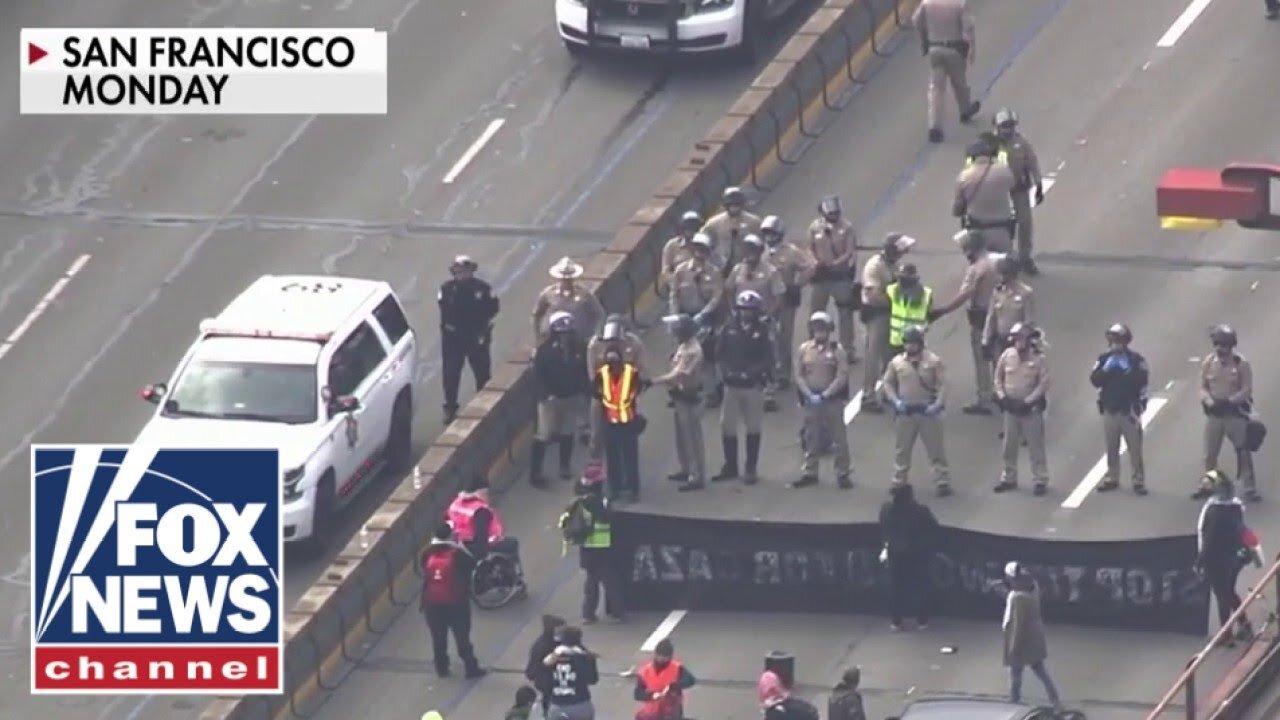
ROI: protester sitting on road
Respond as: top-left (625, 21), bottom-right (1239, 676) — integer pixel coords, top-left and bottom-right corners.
top-left (525, 614), bottom-right (566, 716)
top-left (827, 667), bottom-right (867, 720)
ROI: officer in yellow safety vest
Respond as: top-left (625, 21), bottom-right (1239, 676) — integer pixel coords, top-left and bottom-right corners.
top-left (596, 349), bottom-right (646, 502)
top-left (886, 263), bottom-right (935, 359)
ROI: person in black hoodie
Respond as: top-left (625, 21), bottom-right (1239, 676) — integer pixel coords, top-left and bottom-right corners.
top-left (542, 625), bottom-right (600, 720)
top-left (1197, 470), bottom-right (1257, 645)
top-left (525, 614), bottom-right (566, 715)
top-left (878, 483), bottom-right (940, 631)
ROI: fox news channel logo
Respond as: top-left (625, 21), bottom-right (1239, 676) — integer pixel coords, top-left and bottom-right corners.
top-left (19, 28), bottom-right (387, 115)
top-left (30, 445), bottom-right (283, 694)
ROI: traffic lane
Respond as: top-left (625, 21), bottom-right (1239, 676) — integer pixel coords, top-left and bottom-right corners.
top-left (0, 224), bottom-right (89, 343)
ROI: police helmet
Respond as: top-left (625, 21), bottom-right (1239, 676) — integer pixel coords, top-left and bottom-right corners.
top-left (741, 233), bottom-right (765, 252)
top-left (605, 312), bottom-right (627, 327)
top-left (1008, 322), bottom-right (1037, 342)
top-left (602, 320), bottom-right (623, 342)
top-left (690, 232), bottom-right (714, 251)
top-left (761, 215), bottom-right (786, 240)
top-left (1209, 324), bottom-right (1238, 347)
top-left (902, 324), bottom-right (926, 345)
top-left (808, 311), bottom-right (834, 330)
top-left (451, 254), bottom-right (478, 271)
top-left (954, 229), bottom-right (986, 252)
top-left (818, 195), bottom-right (842, 217)
top-left (897, 262), bottom-right (920, 281)
top-left (549, 311), bottom-right (575, 334)
top-left (884, 232), bottom-right (916, 255)
top-left (722, 186), bottom-right (746, 206)
top-left (679, 210), bottom-right (703, 230)
top-left (1104, 323), bottom-right (1132, 344)
top-left (993, 107), bottom-right (1019, 129)
top-left (995, 256), bottom-right (1019, 276)
top-left (666, 313), bottom-right (698, 337)
top-left (735, 289), bottom-right (764, 310)
top-left (1201, 469), bottom-right (1235, 495)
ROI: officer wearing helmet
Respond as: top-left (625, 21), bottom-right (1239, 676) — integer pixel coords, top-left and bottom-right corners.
top-left (993, 108), bottom-right (1044, 275)
top-left (586, 314), bottom-right (647, 461)
top-left (702, 186), bottom-right (761, 275)
top-left (954, 134), bottom-right (1018, 254)
top-left (882, 325), bottom-right (952, 495)
top-left (933, 230), bottom-right (1000, 414)
top-left (727, 234), bottom-right (785, 318)
top-left (1193, 325), bottom-right (1258, 501)
top-left (807, 196), bottom-right (861, 363)
top-left (438, 255), bottom-right (501, 424)
top-left (982, 256), bottom-right (1036, 362)
top-left (713, 290), bottom-right (775, 484)
top-left (1089, 323), bottom-right (1149, 495)
top-left (859, 233), bottom-right (915, 413)
top-left (653, 314), bottom-right (707, 492)
top-left (669, 233), bottom-right (726, 407)
top-left (761, 215), bottom-right (818, 394)
top-left (530, 312), bottom-right (591, 487)
top-left (793, 311), bottom-right (853, 489)
top-left (661, 210), bottom-right (707, 295)
top-left (994, 322), bottom-right (1050, 495)
top-left (912, 0), bottom-right (980, 142)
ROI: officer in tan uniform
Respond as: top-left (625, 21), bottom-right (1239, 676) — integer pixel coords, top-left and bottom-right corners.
top-left (993, 108), bottom-right (1045, 275)
top-left (932, 230), bottom-right (1000, 415)
top-left (586, 314), bottom-right (647, 461)
top-left (660, 211), bottom-right (706, 294)
top-left (859, 234), bottom-right (915, 414)
top-left (807, 196), bottom-right (860, 363)
top-left (669, 233), bottom-right (726, 407)
top-left (954, 136), bottom-right (1017, 253)
top-left (653, 314), bottom-right (707, 493)
top-left (994, 323), bottom-right (1050, 495)
top-left (726, 234), bottom-right (786, 316)
top-left (761, 215), bottom-right (817, 396)
top-left (793, 312), bottom-right (853, 489)
top-left (882, 325), bottom-right (951, 495)
top-left (702, 186), bottom-right (761, 274)
top-left (1192, 325), bottom-right (1258, 501)
top-left (913, 0), bottom-right (980, 143)
top-left (533, 257), bottom-right (606, 345)
top-left (982, 256), bottom-right (1035, 362)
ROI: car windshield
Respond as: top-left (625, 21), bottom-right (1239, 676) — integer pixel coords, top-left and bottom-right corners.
top-left (163, 360), bottom-right (318, 424)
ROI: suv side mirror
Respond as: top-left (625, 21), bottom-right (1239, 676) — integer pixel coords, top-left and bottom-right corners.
top-left (140, 383), bottom-right (168, 404)
top-left (329, 395), bottom-right (360, 415)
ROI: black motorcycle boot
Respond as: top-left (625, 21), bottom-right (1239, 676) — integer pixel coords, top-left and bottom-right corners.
top-left (557, 435), bottom-right (574, 480)
top-left (743, 433), bottom-right (761, 485)
top-left (712, 436), bottom-right (739, 481)
top-left (529, 440), bottom-right (548, 487)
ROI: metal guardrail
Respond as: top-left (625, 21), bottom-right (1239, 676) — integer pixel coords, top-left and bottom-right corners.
top-left (1145, 555), bottom-right (1280, 720)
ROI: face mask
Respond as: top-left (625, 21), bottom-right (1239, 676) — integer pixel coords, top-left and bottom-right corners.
top-left (813, 330), bottom-right (830, 343)
top-left (727, 206), bottom-right (742, 217)
top-left (906, 344), bottom-right (922, 357)
top-left (1215, 345), bottom-right (1232, 357)
top-left (653, 658), bottom-right (670, 669)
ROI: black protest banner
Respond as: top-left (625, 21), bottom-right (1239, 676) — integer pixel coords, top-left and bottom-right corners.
top-left (612, 510), bottom-right (1209, 636)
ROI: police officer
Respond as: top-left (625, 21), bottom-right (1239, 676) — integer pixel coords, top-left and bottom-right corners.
top-left (954, 136), bottom-right (1018, 253)
top-left (794, 312), bottom-right (853, 489)
top-left (533, 257), bottom-right (606, 344)
top-left (932, 230), bottom-right (1000, 415)
top-left (808, 196), bottom-right (860, 363)
top-left (1193, 325), bottom-right (1258, 501)
top-left (982, 256), bottom-right (1036, 360)
top-left (913, 0), bottom-right (980, 142)
top-left (586, 314), bottom-right (646, 461)
top-left (654, 314), bottom-right (707, 493)
top-left (994, 323), bottom-right (1050, 495)
top-left (661, 211), bottom-right (705, 295)
top-left (762, 215), bottom-right (817, 399)
top-left (531, 312), bottom-right (590, 487)
top-left (882, 326), bottom-right (951, 495)
top-left (439, 255), bottom-right (501, 424)
top-left (714, 290), bottom-right (775, 485)
top-left (886, 264), bottom-right (934, 360)
top-left (702, 186), bottom-right (762, 274)
top-left (1089, 324), bottom-right (1149, 495)
top-left (993, 108), bottom-right (1044, 275)
top-left (670, 233), bottom-right (726, 408)
top-left (727, 234), bottom-right (785, 318)
top-left (859, 234), bottom-right (915, 413)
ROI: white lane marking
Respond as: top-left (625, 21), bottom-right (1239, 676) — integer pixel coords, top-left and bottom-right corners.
top-left (0, 254), bottom-right (91, 362)
top-left (1060, 397), bottom-right (1170, 509)
top-left (640, 609), bottom-right (688, 652)
top-left (1156, 0), bottom-right (1214, 47)
top-left (442, 118), bottom-right (505, 184)
top-left (843, 381), bottom-right (883, 425)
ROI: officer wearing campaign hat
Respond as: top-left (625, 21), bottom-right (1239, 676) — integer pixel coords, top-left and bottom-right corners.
top-left (533, 256), bottom-right (605, 344)
top-left (439, 255), bottom-right (501, 424)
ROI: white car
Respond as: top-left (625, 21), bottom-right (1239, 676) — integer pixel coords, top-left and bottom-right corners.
top-left (555, 0), bottom-right (803, 62)
top-left (136, 275), bottom-right (419, 549)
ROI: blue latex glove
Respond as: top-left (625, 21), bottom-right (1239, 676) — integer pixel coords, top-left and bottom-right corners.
top-left (924, 402), bottom-right (943, 417)
top-left (893, 399), bottom-right (908, 414)
top-left (808, 393), bottom-right (824, 406)
top-left (1103, 354), bottom-right (1130, 372)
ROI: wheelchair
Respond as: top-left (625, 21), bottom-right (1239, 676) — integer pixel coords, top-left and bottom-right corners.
top-left (469, 540), bottom-right (527, 610)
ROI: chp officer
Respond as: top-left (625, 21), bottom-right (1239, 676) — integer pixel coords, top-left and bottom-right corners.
top-left (982, 256), bottom-right (1036, 361)
top-left (530, 312), bottom-right (590, 487)
top-left (882, 325), bottom-right (952, 496)
top-left (713, 291), bottom-right (775, 485)
top-left (726, 234), bottom-right (786, 411)
top-left (1193, 326), bottom-right (1258, 501)
top-left (793, 312), bottom-right (854, 489)
top-left (994, 323), bottom-right (1051, 496)
top-left (761, 215), bottom-right (817, 395)
top-left (932, 230), bottom-right (1000, 415)
top-left (669, 233), bottom-right (726, 407)
top-left (993, 108), bottom-right (1045, 275)
top-left (1089, 324), bottom-right (1150, 495)
top-left (438, 255), bottom-right (500, 424)
top-left (660, 211), bottom-right (705, 295)
top-left (654, 314), bottom-right (708, 493)
top-left (954, 136), bottom-right (1018, 253)
top-left (859, 234), bottom-right (914, 413)
top-left (807, 196), bottom-right (861, 362)
top-left (586, 314), bottom-right (646, 461)
top-left (913, 0), bottom-right (980, 143)
top-left (885, 264), bottom-right (935, 360)
top-left (533, 257), bottom-right (606, 345)
top-left (702, 186), bottom-right (762, 273)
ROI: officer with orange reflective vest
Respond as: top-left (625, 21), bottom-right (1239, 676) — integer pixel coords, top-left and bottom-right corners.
top-left (632, 638), bottom-right (697, 720)
top-left (595, 347), bottom-right (646, 502)
top-left (420, 522), bottom-right (485, 679)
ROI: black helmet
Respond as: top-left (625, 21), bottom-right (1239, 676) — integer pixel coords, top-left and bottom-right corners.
top-left (993, 107), bottom-right (1018, 129)
top-left (722, 186), bottom-right (746, 206)
top-left (1105, 323), bottom-right (1132, 344)
top-left (996, 256), bottom-right (1019, 276)
top-left (761, 215), bottom-right (786, 241)
top-left (666, 313), bottom-right (697, 337)
top-left (741, 233), bottom-right (765, 253)
top-left (1209, 324), bottom-right (1238, 347)
top-left (897, 263), bottom-right (920, 282)
top-left (902, 325), bottom-right (926, 345)
top-left (679, 210), bottom-right (703, 230)
top-left (818, 195), bottom-right (842, 217)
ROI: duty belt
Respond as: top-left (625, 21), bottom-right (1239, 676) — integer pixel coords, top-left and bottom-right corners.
top-left (965, 216), bottom-right (1017, 231)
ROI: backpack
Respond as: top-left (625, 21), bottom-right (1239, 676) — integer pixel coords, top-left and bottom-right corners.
top-left (561, 498), bottom-right (594, 545)
top-left (780, 697), bottom-right (820, 720)
top-left (423, 548), bottom-right (465, 605)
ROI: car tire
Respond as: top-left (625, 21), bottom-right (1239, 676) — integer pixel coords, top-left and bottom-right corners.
top-left (300, 470), bottom-right (337, 556)
top-left (386, 391), bottom-right (413, 473)
top-left (732, 0), bottom-right (766, 66)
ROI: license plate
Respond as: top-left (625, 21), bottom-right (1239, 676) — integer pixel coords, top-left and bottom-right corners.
top-left (620, 34), bottom-right (650, 49)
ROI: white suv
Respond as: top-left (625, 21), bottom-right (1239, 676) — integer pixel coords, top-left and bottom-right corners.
top-left (136, 275), bottom-right (419, 549)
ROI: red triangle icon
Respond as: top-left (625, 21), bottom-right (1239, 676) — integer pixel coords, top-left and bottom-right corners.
top-left (28, 43), bottom-right (47, 65)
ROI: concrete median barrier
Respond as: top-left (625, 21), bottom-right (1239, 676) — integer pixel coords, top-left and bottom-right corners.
top-left (199, 1), bottom-right (916, 718)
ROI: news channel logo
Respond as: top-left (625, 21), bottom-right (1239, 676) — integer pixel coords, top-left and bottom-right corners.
top-left (30, 445), bottom-right (283, 694)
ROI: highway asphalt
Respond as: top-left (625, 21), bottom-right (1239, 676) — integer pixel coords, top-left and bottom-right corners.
top-left (300, 0), bottom-right (1280, 719)
top-left (0, 0), bottom-right (823, 717)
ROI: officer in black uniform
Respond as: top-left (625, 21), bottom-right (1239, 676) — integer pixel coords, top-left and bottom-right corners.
top-left (439, 255), bottom-right (501, 424)
top-left (1089, 323), bottom-right (1150, 495)
top-left (713, 290), bottom-right (775, 485)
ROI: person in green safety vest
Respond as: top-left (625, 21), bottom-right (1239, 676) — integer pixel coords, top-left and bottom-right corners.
top-left (885, 263), bottom-right (935, 360)
top-left (559, 472), bottom-right (624, 623)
